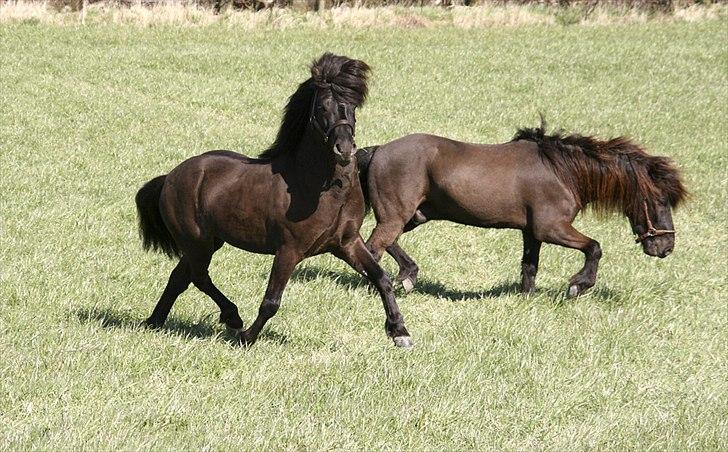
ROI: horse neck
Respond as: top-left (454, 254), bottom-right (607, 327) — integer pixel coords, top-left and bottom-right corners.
top-left (289, 127), bottom-right (354, 193)
top-left (569, 152), bottom-right (644, 216)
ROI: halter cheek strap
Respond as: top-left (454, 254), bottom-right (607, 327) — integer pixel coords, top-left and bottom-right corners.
top-left (309, 90), bottom-right (355, 143)
top-left (635, 201), bottom-right (676, 243)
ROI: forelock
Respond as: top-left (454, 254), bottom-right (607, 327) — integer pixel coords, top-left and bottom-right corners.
top-left (310, 52), bottom-right (370, 107)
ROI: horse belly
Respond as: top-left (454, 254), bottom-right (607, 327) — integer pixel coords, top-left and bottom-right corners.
top-left (430, 173), bottom-right (527, 229)
top-left (215, 220), bottom-right (274, 254)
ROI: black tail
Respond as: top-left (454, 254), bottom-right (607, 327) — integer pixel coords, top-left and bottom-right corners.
top-left (355, 146), bottom-right (378, 213)
top-left (135, 175), bottom-right (180, 259)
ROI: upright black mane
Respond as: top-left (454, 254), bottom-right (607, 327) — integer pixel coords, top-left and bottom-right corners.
top-left (258, 53), bottom-right (370, 160)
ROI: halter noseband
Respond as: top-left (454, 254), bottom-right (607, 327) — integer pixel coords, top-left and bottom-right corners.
top-left (627, 158), bottom-right (675, 244)
top-left (634, 200), bottom-right (675, 243)
top-left (309, 90), bottom-right (355, 144)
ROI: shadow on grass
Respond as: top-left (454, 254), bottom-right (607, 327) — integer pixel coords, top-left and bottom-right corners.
top-left (292, 266), bottom-right (370, 290)
top-left (291, 265), bottom-right (518, 300)
top-left (291, 265), bottom-right (624, 303)
top-left (411, 279), bottom-right (520, 301)
top-left (73, 306), bottom-right (289, 346)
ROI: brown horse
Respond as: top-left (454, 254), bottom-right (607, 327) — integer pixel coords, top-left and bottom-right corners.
top-left (356, 122), bottom-right (687, 297)
top-left (135, 53), bottom-right (413, 347)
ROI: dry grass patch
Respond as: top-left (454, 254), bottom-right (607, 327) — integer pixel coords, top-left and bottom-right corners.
top-left (1, 1), bottom-right (725, 27)
top-left (0, 0), bottom-right (51, 22)
top-left (330, 6), bottom-right (436, 28)
top-left (452, 4), bottom-right (554, 28)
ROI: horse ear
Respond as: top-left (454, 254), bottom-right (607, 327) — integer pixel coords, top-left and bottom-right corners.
top-left (310, 52), bottom-right (333, 83)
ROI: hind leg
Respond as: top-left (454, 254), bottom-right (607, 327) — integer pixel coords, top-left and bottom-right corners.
top-left (366, 221), bottom-right (405, 263)
top-left (145, 259), bottom-right (192, 327)
top-left (386, 242), bottom-right (419, 293)
top-left (184, 241), bottom-right (244, 332)
top-left (382, 211), bottom-right (426, 292)
top-left (367, 208), bottom-right (427, 262)
top-left (537, 222), bottom-right (601, 297)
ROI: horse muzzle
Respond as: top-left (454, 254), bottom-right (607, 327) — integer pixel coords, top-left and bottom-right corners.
top-left (333, 143), bottom-right (353, 166)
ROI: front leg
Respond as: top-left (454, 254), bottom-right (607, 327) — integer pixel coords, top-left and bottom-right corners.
top-left (239, 248), bottom-right (300, 346)
top-left (539, 223), bottom-right (601, 297)
top-left (520, 230), bottom-right (542, 294)
top-left (337, 237), bottom-right (413, 348)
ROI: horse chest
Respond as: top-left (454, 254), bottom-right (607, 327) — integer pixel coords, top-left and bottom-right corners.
top-left (289, 187), bottom-right (362, 256)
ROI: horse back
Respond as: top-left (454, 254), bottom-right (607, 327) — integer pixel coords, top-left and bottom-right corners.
top-left (369, 134), bottom-right (573, 228)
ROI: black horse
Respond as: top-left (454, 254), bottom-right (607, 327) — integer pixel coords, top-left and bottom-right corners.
top-left (135, 53), bottom-right (413, 347)
top-left (356, 122), bottom-right (687, 296)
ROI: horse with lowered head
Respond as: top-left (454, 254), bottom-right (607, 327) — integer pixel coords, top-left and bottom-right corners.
top-left (356, 122), bottom-right (687, 297)
top-left (135, 53), bottom-right (413, 347)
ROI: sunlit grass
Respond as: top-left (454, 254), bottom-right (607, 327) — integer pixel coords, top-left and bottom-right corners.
top-left (0, 20), bottom-right (726, 449)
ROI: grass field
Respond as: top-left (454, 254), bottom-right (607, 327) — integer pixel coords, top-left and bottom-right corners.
top-left (1, 18), bottom-right (727, 449)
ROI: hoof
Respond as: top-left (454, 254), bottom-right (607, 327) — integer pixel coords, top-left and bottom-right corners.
top-left (219, 311), bottom-right (244, 330)
top-left (401, 277), bottom-right (415, 293)
top-left (393, 336), bottom-right (414, 348)
top-left (238, 334), bottom-right (256, 348)
top-left (567, 285), bottom-right (580, 298)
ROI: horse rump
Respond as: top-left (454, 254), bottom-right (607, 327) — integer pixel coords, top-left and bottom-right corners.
top-left (135, 175), bottom-right (180, 258)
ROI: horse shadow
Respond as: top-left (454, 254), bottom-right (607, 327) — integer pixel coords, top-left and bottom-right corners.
top-left (292, 266), bottom-right (370, 290)
top-left (291, 265), bottom-right (517, 300)
top-left (73, 306), bottom-right (289, 346)
top-left (291, 265), bottom-right (623, 303)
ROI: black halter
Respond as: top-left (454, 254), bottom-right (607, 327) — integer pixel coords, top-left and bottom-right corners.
top-left (309, 90), bottom-right (355, 144)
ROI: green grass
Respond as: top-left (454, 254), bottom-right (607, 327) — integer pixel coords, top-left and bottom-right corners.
top-left (1, 20), bottom-right (727, 449)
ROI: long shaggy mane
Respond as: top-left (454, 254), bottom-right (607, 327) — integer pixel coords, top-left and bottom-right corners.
top-left (513, 120), bottom-right (687, 217)
top-left (258, 53), bottom-right (370, 160)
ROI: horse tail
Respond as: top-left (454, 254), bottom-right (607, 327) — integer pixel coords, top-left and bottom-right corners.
top-left (135, 175), bottom-right (180, 259)
top-left (355, 146), bottom-right (378, 213)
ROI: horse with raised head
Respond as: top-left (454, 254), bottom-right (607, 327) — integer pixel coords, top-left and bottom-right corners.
top-left (135, 53), bottom-right (413, 347)
top-left (356, 122), bottom-right (686, 296)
